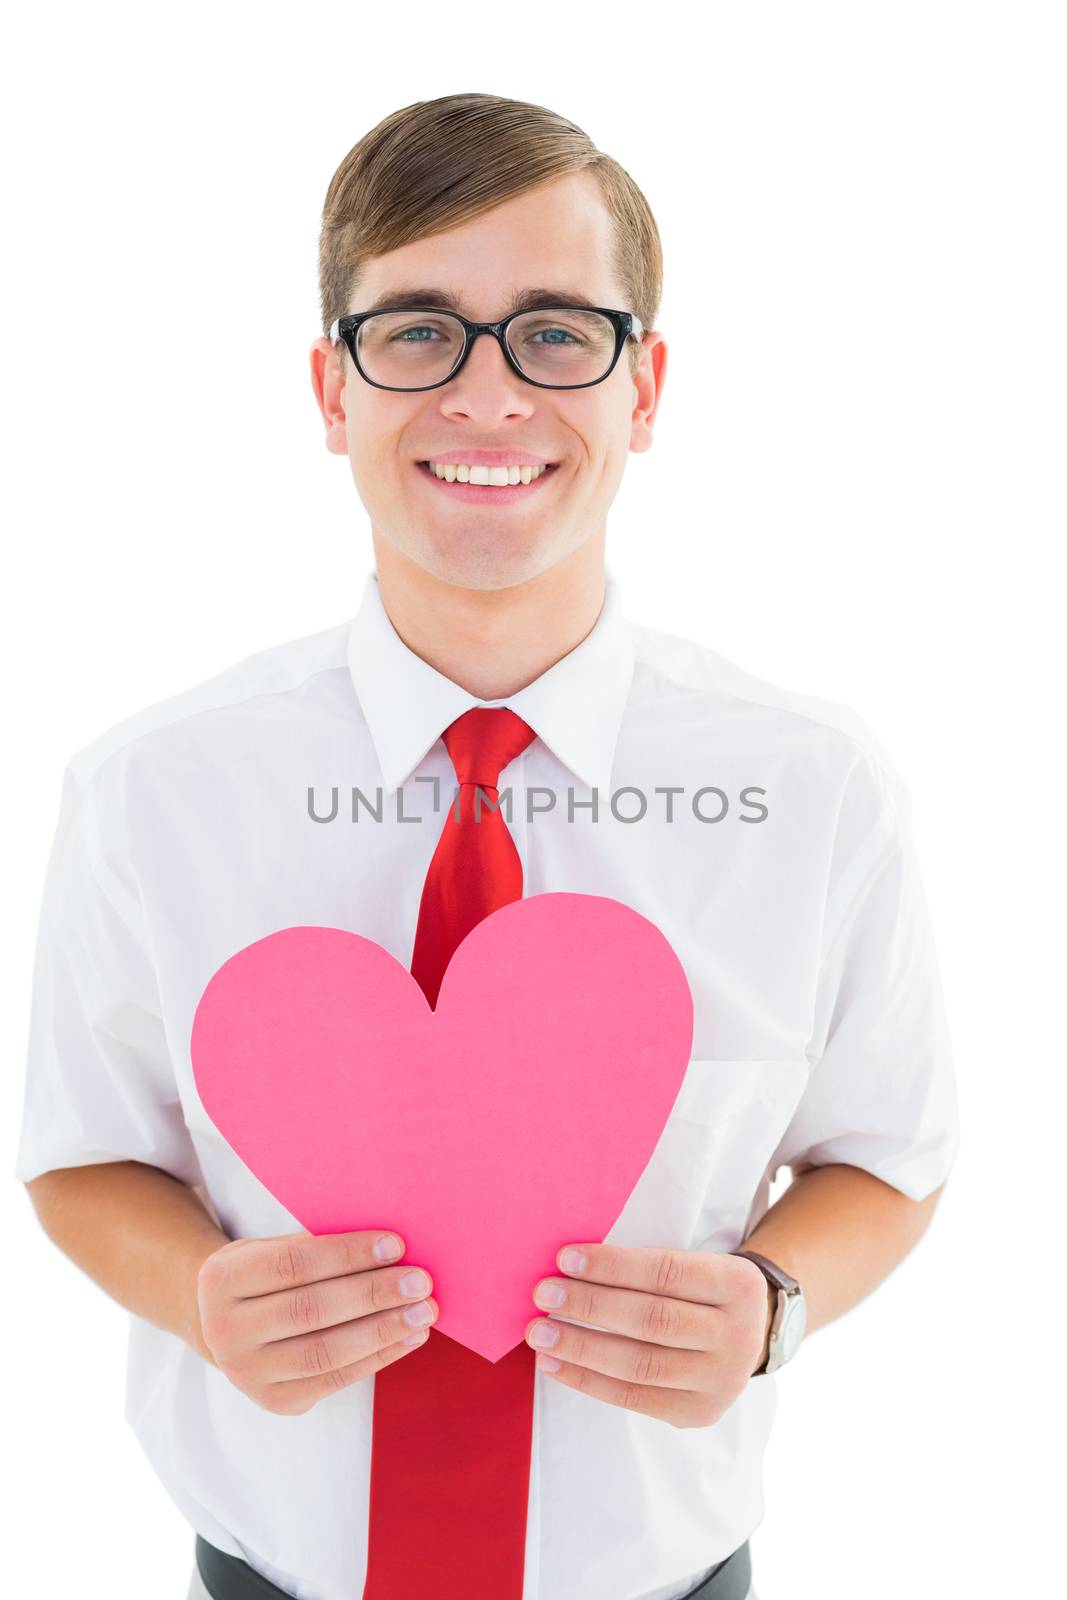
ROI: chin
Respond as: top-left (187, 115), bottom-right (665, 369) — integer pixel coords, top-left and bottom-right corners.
top-left (409, 530), bottom-right (561, 592)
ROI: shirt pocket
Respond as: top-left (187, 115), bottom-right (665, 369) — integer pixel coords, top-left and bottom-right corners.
top-left (670, 1055), bottom-right (809, 1137)
top-left (615, 1057), bottom-right (811, 1250)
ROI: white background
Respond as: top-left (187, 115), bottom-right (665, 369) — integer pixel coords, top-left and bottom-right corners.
top-left (3, 4), bottom-right (1063, 1596)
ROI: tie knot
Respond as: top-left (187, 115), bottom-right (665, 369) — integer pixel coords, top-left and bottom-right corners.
top-left (441, 706), bottom-right (537, 789)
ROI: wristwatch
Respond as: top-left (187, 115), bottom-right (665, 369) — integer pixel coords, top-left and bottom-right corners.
top-left (731, 1248), bottom-right (807, 1375)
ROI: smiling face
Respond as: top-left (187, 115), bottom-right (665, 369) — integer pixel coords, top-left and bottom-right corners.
top-left (310, 171), bottom-right (666, 592)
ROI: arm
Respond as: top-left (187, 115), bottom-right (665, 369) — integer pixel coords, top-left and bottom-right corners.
top-left (23, 1160), bottom-right (230, 1366)
top-left (742, 1160), bottom-right (947, 1368)
top-left (518, 1162), bottom-right (948, 1425)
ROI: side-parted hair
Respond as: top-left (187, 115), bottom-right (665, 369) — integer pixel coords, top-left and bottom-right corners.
top-left (318, 92), bottom-right (663, 376)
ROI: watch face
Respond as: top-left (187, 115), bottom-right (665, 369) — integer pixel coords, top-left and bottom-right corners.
top-left (780, 1295), bottom-right (807, 1362)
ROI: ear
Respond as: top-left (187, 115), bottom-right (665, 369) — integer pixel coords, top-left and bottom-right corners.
top-left (309, 337), bottom-right (350, 457)
top-left (629, 331), bottom-right (668, 455)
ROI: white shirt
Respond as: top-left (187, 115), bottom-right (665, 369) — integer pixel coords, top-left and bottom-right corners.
top-left (14, 565), bottom-right (959, 1600)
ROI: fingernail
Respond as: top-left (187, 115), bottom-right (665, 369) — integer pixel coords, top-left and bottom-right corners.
top-left (374, 1235), bottom-right (403, 1262)
top-left (403, 1300), bottom-right (435, 1327)
top-left (400, 1270), bottom-right (430, 1298)
top-left (559, 1248), bottom-right (587, 1274)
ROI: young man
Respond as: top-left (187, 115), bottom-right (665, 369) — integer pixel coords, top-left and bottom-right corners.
top-left (15, 94), bottom-right (958, 1600)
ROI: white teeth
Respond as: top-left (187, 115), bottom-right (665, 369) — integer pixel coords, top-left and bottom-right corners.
top-left (425, 462), bottom-right (550, 485)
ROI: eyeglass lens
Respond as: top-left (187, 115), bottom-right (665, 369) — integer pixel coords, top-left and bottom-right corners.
top-left (355, 309), bottom-right (617, 388)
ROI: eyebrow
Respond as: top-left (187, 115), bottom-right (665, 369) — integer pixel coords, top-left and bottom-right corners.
top-left (361, 287), bottom-right (604, 316)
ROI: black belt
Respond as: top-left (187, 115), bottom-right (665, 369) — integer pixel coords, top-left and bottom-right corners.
top-left (195, 1532), bottom-right (752, 1600)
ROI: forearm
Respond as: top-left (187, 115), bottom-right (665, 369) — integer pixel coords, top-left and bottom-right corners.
top-left (23, 1160), bottom-right (230, 1365)
top-left (741, 1161), bottom-right (946, 1365)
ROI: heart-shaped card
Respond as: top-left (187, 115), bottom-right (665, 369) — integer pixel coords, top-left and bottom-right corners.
top-left (190, 892), bottom-right (693, 1362)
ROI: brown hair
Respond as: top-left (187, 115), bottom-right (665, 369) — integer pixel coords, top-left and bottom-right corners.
top-left (318, 92), bottom-right (662, 377)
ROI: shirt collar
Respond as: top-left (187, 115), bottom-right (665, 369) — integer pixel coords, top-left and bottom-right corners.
top-left (347, 564), bottom-right (635, 796)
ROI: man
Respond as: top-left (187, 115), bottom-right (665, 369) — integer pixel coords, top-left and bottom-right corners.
top-left (15, 93), bottom-right (958, 1600)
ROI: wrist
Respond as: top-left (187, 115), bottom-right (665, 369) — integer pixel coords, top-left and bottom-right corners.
top-left (757, 1279), bottom-right (776, 1374)
top-left (186, 1235), bottom-right (228, 1367)
top-left (733, 1246), bottom-right (807, 1376)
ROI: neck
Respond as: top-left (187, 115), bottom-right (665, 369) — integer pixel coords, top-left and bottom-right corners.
top-left (369, 536), bottom-right (608, 701)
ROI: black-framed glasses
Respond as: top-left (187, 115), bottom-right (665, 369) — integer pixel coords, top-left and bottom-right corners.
top-left (328, 304), bottom-right (645, 392)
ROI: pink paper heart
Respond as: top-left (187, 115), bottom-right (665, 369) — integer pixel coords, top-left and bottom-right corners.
top-left (190, 892), bottom-right (694, 1363)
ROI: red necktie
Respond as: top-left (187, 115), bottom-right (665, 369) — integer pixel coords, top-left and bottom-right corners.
top-left (362, 707), bottom-right (540, 1600)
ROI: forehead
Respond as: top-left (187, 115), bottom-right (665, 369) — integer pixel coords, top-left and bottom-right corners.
top-left (352, 171), bottom-right (625, 318)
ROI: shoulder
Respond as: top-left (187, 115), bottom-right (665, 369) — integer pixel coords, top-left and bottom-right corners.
top-left (627, 616), bottom-right (908, 814)
top-left (64, 617), bottom-right (353, 793)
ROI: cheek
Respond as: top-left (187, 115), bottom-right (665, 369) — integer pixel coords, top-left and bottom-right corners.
top-left (556, 397), bottom-right (627, 476)
top-left (344, 395), bottom-right (421, 470)
top-left (349, 444), bottom-right (407, 499)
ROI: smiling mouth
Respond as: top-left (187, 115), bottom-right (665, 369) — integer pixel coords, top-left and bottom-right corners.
top-left (418, 461), bottom-right (559, 486)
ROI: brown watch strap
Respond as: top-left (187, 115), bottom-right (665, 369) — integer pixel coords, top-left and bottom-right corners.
top-left (731, 1248), bottom-right (800, 1293)
top-left (730, 1248), bottom-right (800, 1375)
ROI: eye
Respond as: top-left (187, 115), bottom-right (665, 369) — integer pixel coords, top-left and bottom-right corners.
top-left (390, 324), bottom-right (443, 343)
top-left (525, 324), bottom-right (584, 347)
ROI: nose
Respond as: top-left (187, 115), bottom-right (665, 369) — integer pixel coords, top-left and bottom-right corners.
top-left (460, 328), bottom-right (517, 378)
top-left (438, 329), bottom-right (535, 418)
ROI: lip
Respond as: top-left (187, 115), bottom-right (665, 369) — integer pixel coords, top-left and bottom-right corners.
top-left (415, 460), bottom-right (560, 505)
top-left (421, 449), bottom-right (555, 468)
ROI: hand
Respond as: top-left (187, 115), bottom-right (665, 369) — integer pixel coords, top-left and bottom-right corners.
top-left (525, 1243), bottom-right (774, 1428)
top-left (197, 1229), bottom-right (438, 1415)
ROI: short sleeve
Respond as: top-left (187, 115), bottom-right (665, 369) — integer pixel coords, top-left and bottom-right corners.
top-left (13, 762), bottom-right (202, 1186)
top-left (769, 751), bottom-right (960, 1202)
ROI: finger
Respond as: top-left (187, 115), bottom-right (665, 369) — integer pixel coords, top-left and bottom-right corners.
top-left (240, 1260), bottom-right (434, 1347)
top-left (262, 1326), bottom-right (433, 1415)
top-left (206, 1229), bottom-right (409, 1300)
top-left (525, 1316), bottom-right (709, 1393)
top-left (532, 1275), bottom-right (720, 1351)
top-left (554, 1242), bottom-right (749, 1308)
top-left (535, 1346), bottom-right (704, 1427)
top-left (256, 1292), bottom-right (440, 1384)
